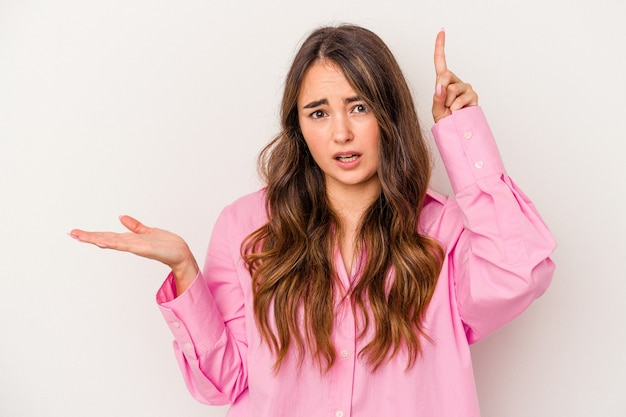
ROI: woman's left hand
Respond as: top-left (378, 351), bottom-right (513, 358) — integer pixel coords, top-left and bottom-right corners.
top-left (432, 30), bottom-right (479, 123)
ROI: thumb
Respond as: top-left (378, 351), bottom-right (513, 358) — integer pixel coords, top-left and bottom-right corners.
top-left (432, 82), bottom-right (450, 122)
top-left (119, 215), bottom-right (149, 234)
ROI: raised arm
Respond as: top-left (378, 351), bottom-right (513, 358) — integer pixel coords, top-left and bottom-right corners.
top-left (429, 31), bottom-right (556, 341)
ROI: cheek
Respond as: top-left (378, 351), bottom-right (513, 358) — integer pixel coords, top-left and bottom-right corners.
top-left (299, 118), bottom-right (322, 140)
top-left (356, 116), bottom-right (380, 139)
top-left (298, 119), bottom-right (312, 144)
top-left (365, 124), bottom-right (381, 152)
top-left (303, 139), bottom-right (324, 164)
top-left (299, 126), bottom-right (324, 156)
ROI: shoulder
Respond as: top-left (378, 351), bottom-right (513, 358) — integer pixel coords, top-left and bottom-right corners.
top-left (220, 188), bottom-right (268, 226)
top-left (225, 188), bottom-right (267, 211)
top-left (207, 189), bottom-right (268, 255)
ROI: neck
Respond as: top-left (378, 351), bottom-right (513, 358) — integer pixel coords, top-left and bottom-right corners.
top-left (326, 180), bottom-right (381, 276)
top-left (326, 180), bottom-right (381, 228)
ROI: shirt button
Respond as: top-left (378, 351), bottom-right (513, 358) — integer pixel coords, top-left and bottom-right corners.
top-left (464, 131), bottom-right (473, 139)
top-left (171, 321), bottom-right (181, 328)
top-left (336, 411), bottom-right (344, 417)
top-left (475, 161), bottom-right (484, 169)
top-left (340, 349), bottom-right (349, 358)
top-left (183, 342), bottom-right (193, 350)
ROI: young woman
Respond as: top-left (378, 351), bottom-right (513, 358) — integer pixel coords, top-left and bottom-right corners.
top-left (70, 25), bottom-right (556, 416)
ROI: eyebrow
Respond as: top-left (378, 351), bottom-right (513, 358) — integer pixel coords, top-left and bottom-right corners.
top-left (302, 96), bottom-right (362, 109)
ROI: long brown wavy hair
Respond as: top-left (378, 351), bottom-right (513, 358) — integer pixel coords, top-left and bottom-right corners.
top-left (242, 24), bottom-right (443, 373)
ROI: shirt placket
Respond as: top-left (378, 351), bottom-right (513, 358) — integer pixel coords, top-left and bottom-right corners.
top-left (328, 251), bottom-right (357, 417)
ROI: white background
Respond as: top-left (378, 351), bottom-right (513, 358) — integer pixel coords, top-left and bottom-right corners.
top-left (1, 0), bottom-right (625, 416)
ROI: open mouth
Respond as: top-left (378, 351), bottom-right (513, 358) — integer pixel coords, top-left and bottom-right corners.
top-left (335, 154), bottom-right (359, 162)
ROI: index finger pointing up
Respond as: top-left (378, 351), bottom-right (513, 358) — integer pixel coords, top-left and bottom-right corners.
top-left (434, 29), bottom-right (447, 75)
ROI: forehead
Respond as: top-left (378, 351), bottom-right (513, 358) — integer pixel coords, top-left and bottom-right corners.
top-left (298, 59), bottom-right (356, 102)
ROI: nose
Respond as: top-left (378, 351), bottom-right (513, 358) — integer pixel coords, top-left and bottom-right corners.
top-left (332, 114), bottom-right (353, 144)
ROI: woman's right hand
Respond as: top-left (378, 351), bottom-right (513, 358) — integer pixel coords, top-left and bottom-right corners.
top-left (69, 215), bottom-right (199, 295)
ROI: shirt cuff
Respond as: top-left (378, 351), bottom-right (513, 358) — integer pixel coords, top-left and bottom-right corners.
top-left (431, 106), bottom-right (506, 194)
top-left (156, 271), bottom-right (226, 360)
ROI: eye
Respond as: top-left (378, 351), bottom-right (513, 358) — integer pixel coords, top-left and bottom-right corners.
top-left (351, 103), bottom-right (368, 114)
top-left (309, 110), bottom-right (327, 119)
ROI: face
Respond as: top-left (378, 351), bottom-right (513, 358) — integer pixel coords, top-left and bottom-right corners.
top-left (297, 60), bottom-right (381, 200)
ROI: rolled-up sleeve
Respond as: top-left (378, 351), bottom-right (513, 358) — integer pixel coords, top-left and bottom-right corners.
top-left (432, 106), bottom-right (557, 343)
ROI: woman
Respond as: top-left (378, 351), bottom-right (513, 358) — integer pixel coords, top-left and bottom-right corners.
top-left (70, 25), bottom-right (556, 416)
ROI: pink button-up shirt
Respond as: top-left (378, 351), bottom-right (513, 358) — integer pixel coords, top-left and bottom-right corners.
top-left (156, 106), bottom-right (556, 417)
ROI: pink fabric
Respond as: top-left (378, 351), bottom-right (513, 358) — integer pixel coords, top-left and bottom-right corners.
top-left (156, 106), bottom-right (556, 417)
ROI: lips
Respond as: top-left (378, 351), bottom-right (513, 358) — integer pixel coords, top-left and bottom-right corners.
top-left (334, 151), bottom-right (361, 160)
top-left (333, 151), bottom-right (362, 169)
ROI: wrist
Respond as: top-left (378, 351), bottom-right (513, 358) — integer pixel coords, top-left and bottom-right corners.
top-left (172, 257), bottom-right (199, 296)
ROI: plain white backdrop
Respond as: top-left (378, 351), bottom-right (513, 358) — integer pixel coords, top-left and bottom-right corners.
top-left (1, 0), bottom-right (625, 416)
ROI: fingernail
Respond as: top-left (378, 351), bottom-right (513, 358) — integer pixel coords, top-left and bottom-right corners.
top-left (67, 232), bottom-right (79, 240)
top-left (436, 83), bottom-right (442, 97)
top-left (440, 27), bottom-right (445, 33)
